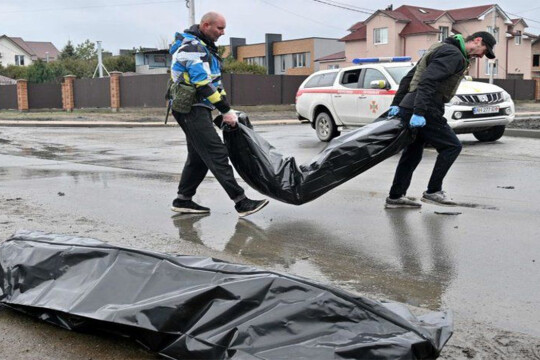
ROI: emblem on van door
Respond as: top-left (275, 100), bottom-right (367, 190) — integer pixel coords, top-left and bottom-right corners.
top-left (478, 94), bottom-right (488, 103)
top-left (370, 101), bottom-right (379, 113)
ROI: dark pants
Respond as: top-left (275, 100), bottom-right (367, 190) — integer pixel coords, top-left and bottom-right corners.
top-left (389, 108), bottom-right (462, 199)
top-left (174, 107), bottom-right (245, 203)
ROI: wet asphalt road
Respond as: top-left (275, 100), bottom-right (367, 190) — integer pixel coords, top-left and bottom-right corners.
top-left (0, 123), bottom-right (539, 358)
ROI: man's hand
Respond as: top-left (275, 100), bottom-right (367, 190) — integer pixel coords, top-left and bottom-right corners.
top-left (388, 106), bottom-right (400, 117)
top-left (222, 110), bottom-right (238, 127)
top-left (409, 114), bottom-right (426, 128)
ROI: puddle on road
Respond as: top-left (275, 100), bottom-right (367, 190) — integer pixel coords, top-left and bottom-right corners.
top-left (170, 212), bottom-right (456, 309)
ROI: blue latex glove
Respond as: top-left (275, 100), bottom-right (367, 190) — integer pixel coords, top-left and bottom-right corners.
top-left (409, 114), bottom-right (426, 128)
top-left (388, 106), bottom-right (400, 117)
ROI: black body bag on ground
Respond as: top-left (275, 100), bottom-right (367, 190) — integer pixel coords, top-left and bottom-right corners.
top-left (215, 113), bottom-right (414, 205)
top-left (1, 231), bottom-right (452, 359)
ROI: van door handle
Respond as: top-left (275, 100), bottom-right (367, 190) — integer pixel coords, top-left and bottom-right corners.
top-left (333, 95), bottom-right (342, 98)
top-left (358, 96), bottom-right (367, 99)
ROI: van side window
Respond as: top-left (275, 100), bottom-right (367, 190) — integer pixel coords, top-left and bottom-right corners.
top-left (340, 69), bottom-right (361, 88)
top-left (304, 75), bottom-right (322, 88)
top-left (318, 72), bottom-right (338, 87)
top-left (361, 69), bottom-right (387, 89)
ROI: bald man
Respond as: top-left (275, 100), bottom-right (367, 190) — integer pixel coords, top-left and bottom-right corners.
top-left (168, 12), bottom-right (269, 217)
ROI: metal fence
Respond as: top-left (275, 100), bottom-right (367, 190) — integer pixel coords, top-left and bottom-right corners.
top-left (28, 83), bottom-right (62, 109)
top-left (74, 78), bottom-right (110, 108)
top-left (3, 75), bottom-right (536, 111)
top-left (474, 78), bottom-right (536, 100)
top-left (120, 74), bottom-right (169, 108)
top-left (0, 85), bottom-right (17, 110)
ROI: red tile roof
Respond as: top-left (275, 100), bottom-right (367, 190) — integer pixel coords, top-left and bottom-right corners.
top-left (340, 24), bottom-right (366, 41)
top-left (348, 21), bottom-right (364, 32)
top-left (25, 41), bottom-right (60, 60)
top-left (315, 51), bottom-right (345, 62)
top-left (446, 5), bottom-right (493, 22)
top-left (9, 37), bottom-right (36, 56)
top-left (394, 6), bottom-right (440, 35)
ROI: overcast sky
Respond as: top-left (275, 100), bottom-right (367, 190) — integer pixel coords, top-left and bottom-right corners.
top-left (3, 0), bottom-right (540, 54)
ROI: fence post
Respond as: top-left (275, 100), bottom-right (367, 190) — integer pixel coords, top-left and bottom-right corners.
top-left (535, 78), bottom-right (540, 102)
top-left (62, 75), bottom-right (76, 112)
top-left (110, 71), bottom-right (122, 112)
top-left (16, 79), bottom-right (29, 112)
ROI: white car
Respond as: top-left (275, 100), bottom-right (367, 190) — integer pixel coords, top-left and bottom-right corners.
top-left (296, 58), bottom-right (515, 142)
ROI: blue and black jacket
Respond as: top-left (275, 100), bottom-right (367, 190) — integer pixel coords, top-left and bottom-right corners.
top-left (170, 25), bottom-right (230, 113)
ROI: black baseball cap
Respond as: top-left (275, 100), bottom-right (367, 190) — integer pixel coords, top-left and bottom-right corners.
top-left (471, 31), bottom-right (496, 59)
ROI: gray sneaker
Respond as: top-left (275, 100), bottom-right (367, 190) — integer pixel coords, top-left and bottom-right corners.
top-left (421, 191), bottom-right (457, 206)
top-left (385, 196), bottom-right (422, 209)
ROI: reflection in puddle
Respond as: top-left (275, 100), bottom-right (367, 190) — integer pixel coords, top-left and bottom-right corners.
top-left (171, 212), bottom-right (457, 309)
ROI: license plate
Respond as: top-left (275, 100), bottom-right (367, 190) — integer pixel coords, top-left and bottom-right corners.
top-left (473, 106), bottom-right (499, 115)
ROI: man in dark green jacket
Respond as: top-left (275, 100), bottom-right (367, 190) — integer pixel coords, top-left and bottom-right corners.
top-left (385, 32), bottom-right (496, 209)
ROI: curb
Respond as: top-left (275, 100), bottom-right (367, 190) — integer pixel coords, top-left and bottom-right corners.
top-left (504, 128), bottom-right (540, 139)
top-left (0, 119), bottom-right (303, 128)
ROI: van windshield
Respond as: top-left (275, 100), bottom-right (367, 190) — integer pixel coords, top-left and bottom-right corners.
top-left (386, 65), bottom-right (414, 84)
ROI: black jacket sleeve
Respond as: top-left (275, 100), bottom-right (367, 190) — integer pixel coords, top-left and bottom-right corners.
top-left (413, 47), bottom-right (465, 116)
top-left (391, 65), bottom-right (416, 107)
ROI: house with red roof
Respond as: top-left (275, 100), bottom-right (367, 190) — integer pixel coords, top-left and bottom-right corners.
top-left (0, 35), bottom-right (60, 67)
top-left (317, 4), bottom-right (538, 80)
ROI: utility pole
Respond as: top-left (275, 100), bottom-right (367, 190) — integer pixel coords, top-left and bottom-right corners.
top-left (92, 41), bottom-right (110, 78)
top-left (186, 0), bottom-right (195, 26)
top-left (489, 7), bottom-right (497, 84)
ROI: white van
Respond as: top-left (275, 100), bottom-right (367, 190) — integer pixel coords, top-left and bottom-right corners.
top-left (296, 57), bottom-right (515, 142)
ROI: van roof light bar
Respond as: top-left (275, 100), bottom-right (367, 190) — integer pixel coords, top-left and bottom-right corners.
top-left (352, 56), bottom-right (412, 64)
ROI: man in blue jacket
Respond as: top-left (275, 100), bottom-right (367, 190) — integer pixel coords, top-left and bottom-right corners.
top-left (169, 12), bottom-right (268, 217)
top-left (385, 32), bottom-right (496, 209)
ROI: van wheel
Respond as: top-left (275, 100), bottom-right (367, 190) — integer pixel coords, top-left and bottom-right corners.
top-left (473, 125), bottom-right (506, 142)
top-left (315, 112), bottom-right (340, 142)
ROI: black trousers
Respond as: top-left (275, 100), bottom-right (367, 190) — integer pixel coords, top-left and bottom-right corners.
top-left (174, 107), bottom-right (245, 202)
top-left (389, 108), bottom-right (462, 198)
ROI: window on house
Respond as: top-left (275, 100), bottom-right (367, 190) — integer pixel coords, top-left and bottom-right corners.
top-left (15, 55), bottom-right (25, 66)
top-left (515, 31), bottom-right (522, 45)
top-left (374, 27), bottom-right (388, 44)
top-left (281, 55), bottom-right (286, 72)
top-left (439, 26), bottom-right (449, 42)
top-left (487, 26), bottom-right (500, 42)
top-left (245, 56), bottom-right (266, 67)
top-left (293, 53), bottom-right (307, 68)
top-left (485, 59), bottom-right (498, 76)
top-left (154, 55), bottom-right (166, 63)
top-left (328, 64), bottom-right (340, 69)
top-left (533, 54), bottom-right (540, 67)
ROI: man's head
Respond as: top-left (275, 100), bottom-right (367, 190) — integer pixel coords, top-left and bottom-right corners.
top-left (465, 31), bottom-right (496, 59)
top-left (199, 12), bottom-right (226, 42)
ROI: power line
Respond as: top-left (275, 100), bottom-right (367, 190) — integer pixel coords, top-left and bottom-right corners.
top-left (310, 0), bottom-right (374, 15)
top-left (2, 0), bottom-right (182, 14)
top-left (506, 12), bottom-right (540, 29)
top-left (258, 0), bottom-right (345, 31)
top-left (312, 0), bottom-right (376, 14)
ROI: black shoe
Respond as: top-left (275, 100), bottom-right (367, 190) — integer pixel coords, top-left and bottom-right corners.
top-left (171, 199), bottom-right (210, 214)
top-left (235, 198), bottom-right (269, 217)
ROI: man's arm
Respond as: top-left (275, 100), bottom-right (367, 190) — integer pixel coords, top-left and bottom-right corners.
top-left (174, 43), bottom-right (231, 114)
top-left (391, 65), bottom-right (416, 107)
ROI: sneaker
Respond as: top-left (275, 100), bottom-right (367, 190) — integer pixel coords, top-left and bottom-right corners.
top-left (171, 199), bottom-right (210, 214)
top-left (385, 196), bottom-right (422, 209)
top-left (235, 198), bottom-right (269, 217)
top-left (421, 191), bottom-right (457, 206)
